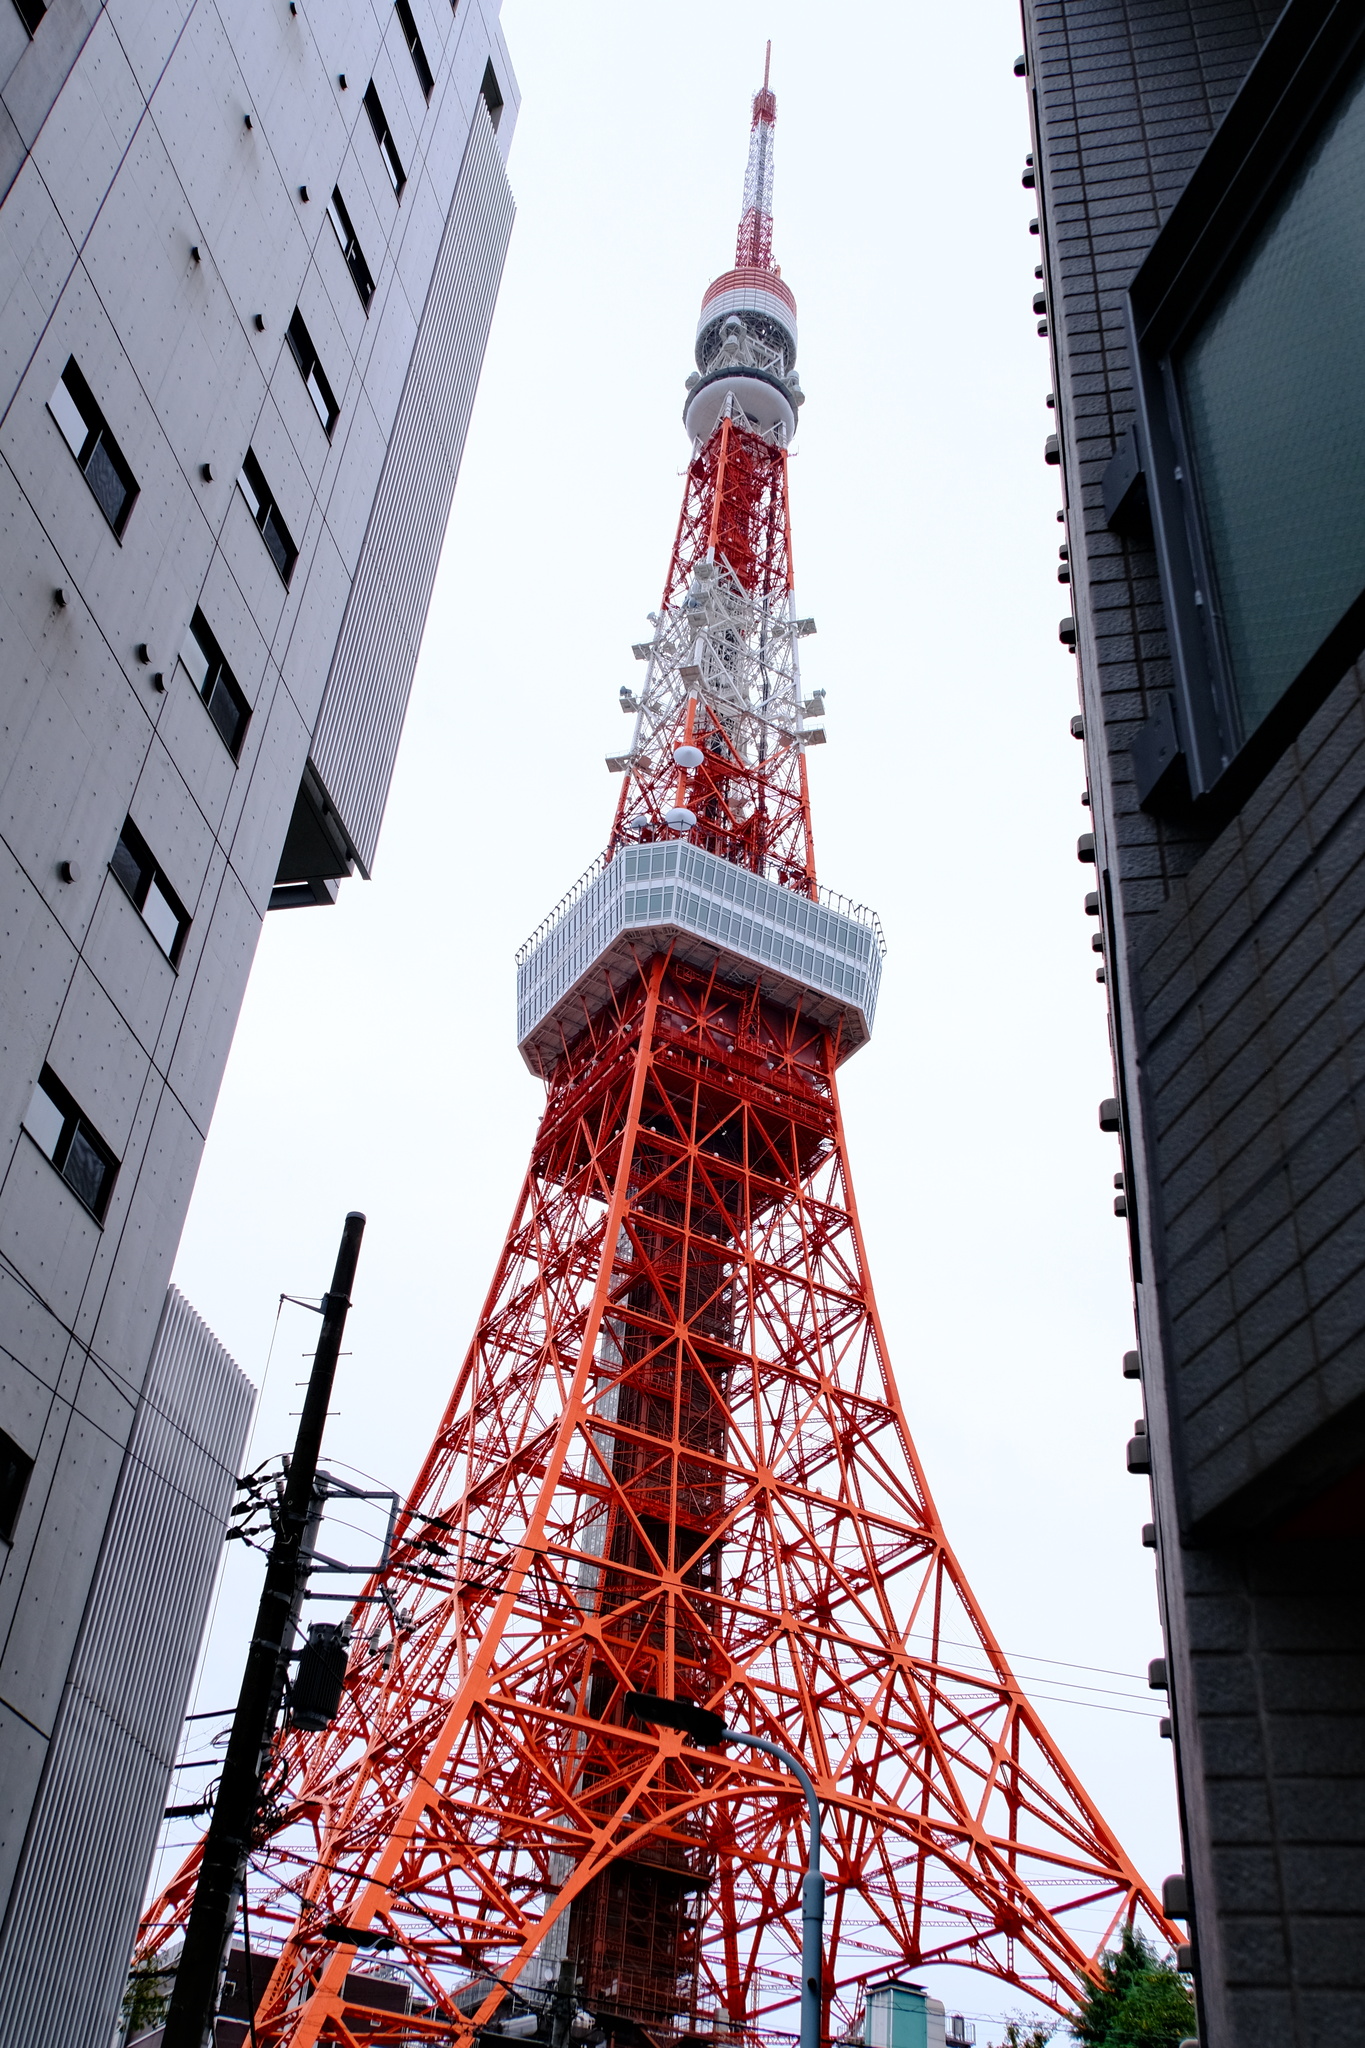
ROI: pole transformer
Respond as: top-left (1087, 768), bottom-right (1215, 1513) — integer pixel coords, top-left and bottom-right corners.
top-left (161, 1211), bottom-right (366, 2048)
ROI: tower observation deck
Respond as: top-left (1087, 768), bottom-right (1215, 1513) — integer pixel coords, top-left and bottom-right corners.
top-left (138, 53), bottom-right (1174, 2048)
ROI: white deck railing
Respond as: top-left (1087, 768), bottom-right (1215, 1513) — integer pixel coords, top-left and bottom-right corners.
top-left (516, 842), bottom-right (884, 1052)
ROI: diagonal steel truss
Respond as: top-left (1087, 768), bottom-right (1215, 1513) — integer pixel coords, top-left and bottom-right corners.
top-left (137, 133), bottom-right (1172, 2040)
top-left (610, 420), bottom-right (814, 896)
top-left (137, 957), bottom-right (1171, 2044)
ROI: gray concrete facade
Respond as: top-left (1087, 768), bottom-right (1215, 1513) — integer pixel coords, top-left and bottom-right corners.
top-left (1019, 0), bottom-right (1365, 2042)
top-left (0, 0), bottom-right (516, 2025)
top-left (0, 1284), bottom-right (252, 2046)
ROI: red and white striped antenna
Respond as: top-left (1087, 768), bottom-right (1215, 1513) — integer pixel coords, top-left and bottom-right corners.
top-left (735, 41), bottom-right (777, 270)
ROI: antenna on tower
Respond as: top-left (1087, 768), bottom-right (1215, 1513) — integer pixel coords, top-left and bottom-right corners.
top-left (736, 45), bottom-right (778, 271)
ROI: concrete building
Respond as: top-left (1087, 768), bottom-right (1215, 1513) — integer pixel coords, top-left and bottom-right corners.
top-left (1, 1289), bottom-right (252, 2041)
top-left (1018, 0), bottom-right (1365, 2042)
top-left (0, 0), bottom-right (517, 2035)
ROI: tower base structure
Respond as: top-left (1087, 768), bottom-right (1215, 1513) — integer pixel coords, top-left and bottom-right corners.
top-left (138, 933), bottom-right (1173, 2044)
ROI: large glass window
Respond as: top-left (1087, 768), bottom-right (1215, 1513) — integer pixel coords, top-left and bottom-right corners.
top-left (48, 357), bottom-right (139, 536)
top-left (1176, 55), bottom-right (1365, 738)
top-left (286, 307), bottom-right (340, 437)
top-left (394, 0), bottom-right (433, 100)
top-left (363, 81), bottom-right (406, 198)
top-left (22, 1067), bottom-right (119, 1220)
top-left (0, 1428), bottom-right (33, 1542)
top-left (328, 188), bottom-right (375, 310)
top-left (179, 608), bottom-right (251, 758)
top-left (238, 448), bottom-right (298, 585)
top-left (109, 816), bottom-right (190, 964)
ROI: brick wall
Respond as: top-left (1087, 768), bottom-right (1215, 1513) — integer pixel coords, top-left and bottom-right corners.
top-left (1137, 664), bottom-right (1365, 1531)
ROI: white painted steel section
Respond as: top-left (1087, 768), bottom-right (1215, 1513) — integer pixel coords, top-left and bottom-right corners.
top-left (622, 557), bottom-right (815, 797)
top-left (516, 842), bottom-right (884, 1072)
top-left (684, 369), bottom-right (796, 446)
top-left (309, 99), bottom-right (516, 874)
top-left (697, 271), bottom-right (798, 356)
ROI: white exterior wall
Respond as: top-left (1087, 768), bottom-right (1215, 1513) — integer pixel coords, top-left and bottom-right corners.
top-left (0, 0), bottom-right (517, 2017)
top-left (0, 1285), bottom-right (252, 2045)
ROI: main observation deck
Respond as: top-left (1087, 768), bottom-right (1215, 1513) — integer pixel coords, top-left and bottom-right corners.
top-left (516, 841), bottom-right (884, 1075)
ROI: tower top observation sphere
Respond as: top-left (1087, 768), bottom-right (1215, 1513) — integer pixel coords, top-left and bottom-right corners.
top-left (684, 48), bottom-right (804, 446)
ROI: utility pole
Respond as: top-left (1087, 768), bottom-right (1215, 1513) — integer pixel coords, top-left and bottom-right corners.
top-left (162, 1211), bottom-right (366, 2048)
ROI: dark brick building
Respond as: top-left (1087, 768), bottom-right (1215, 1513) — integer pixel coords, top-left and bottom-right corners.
top-left (1017, 0), bottom-right (1365, 2041)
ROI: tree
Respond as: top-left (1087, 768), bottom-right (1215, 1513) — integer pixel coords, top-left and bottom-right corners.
top-left (1069, 1926), bottom-right (1196, 2047)
top-left (1000, 2019), bottom-right (1056, 2048)
top-left (120, 1962), bottom-right (172, 2041)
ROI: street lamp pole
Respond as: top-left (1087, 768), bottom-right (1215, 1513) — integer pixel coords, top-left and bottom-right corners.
top-left (624, 1695), bottom-right (824, 2048)
top-left (718, 1727), bottom-right (824, 2048)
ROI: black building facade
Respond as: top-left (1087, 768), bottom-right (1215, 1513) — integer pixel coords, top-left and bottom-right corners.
top-left (1018, 0), bottom-right (1365, 2041)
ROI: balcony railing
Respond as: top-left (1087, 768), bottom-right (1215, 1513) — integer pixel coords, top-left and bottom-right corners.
top-left (516, 843), bottom-right (884, 1066)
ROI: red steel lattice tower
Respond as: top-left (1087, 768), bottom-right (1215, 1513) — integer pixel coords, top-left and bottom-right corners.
top-left (140, 61), bottom-right (1174, 2047)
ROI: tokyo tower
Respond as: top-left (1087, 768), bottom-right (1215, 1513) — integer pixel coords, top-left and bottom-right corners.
top-left (139, 56), bottom-right (1173, 2047)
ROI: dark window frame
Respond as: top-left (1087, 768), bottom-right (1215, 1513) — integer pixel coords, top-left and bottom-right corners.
top-left (238, 447), bottom-right (298, 585)
top-left (0, 1428), bottom-right (33, 1543)
top-left (363, 80), bottom-right (407, 197)
top-left (47, 357), bottom-right (139, 537)
top-left (1125, 0), bottom-right (1365, 815)
top-left (12, 0), bottom-right (45, 35)
top-left (180, 607), bottom-right (251, 759)
top-left (328, 186), bottom-right (375, 311)
top-left (109, 816), bottom-right (191, 966)
top-left (286, 307), bottom-right (340, 437)
top-left (394, 0), bottom-right (433, 100)
top-left (21, 1065), bottom-right (119, 1222)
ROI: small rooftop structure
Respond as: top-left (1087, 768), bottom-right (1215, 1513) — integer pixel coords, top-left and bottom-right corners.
top-left (863, 1978), bottom-right (958, 2048)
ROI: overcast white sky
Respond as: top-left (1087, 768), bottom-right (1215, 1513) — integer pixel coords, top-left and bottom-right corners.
top-left (164, 4), bottom-right (1178, 2037)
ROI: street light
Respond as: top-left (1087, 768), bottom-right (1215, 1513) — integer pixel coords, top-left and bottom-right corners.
top-left (623, 1693), bottom-right (824, 2048)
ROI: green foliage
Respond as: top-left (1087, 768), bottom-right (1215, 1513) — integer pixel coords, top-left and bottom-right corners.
top-left (1069, 1926), bottom-right (1196, 2048)
top-left (120, 1962), bottom-right (172, 2039)
top-left (1000, 2019), bottom-right (1056, 2048)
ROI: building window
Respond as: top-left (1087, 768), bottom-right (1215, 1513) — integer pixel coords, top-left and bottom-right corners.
top-left (47, 358), bottom-right (138, 536)
top-left (1177, 54), bottom-right (1365, 742)
top-left (394, 0), bottom-right (433, 100)
top-left (179, 608), bottom-right (251, 758)
top-left (238, 448), bottom-right (298, 585)
top-left (0, 1430), bottom-right (33, 1543)
top-left (363, 81), bottom-right (406, 197)
top-left (22, 1067), bottom-right (119, 1221)
top-left (11, 0), bottom-right (44, 35)
top-left (109, 817), bottom-right (190, 965)
top-left (286, 308), bottom-right (340, 436)
top-left (328, 187), bottom-right (374, 310)
top-left (1128, 12), bottom-right (1365, 808)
